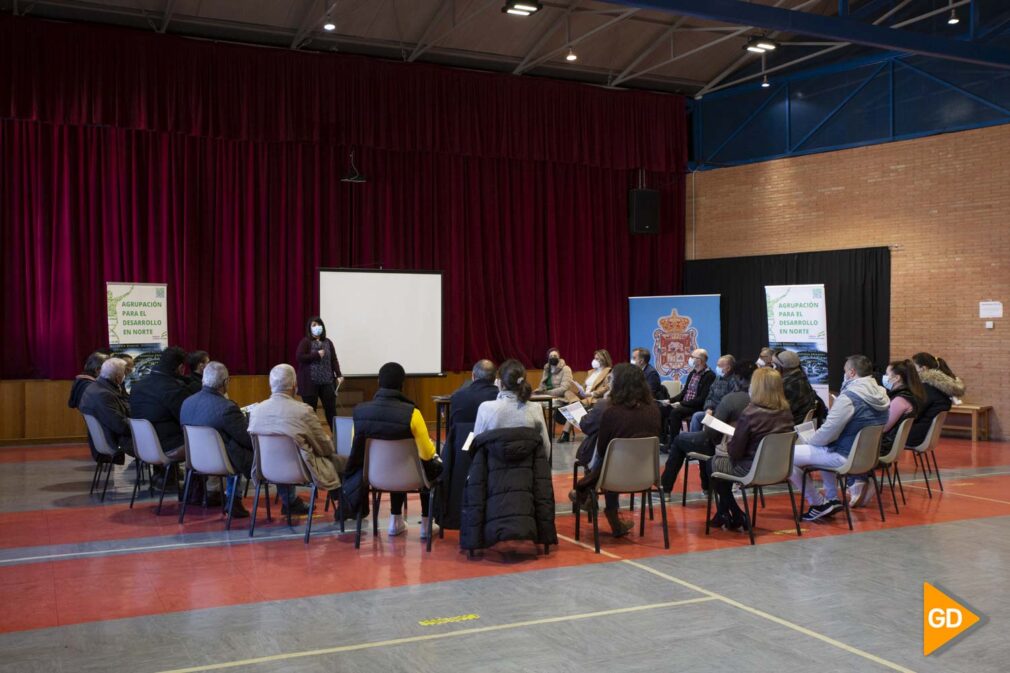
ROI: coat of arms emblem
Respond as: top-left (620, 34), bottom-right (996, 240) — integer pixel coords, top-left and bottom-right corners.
top-left (652, 309), bottom-right (698, 379)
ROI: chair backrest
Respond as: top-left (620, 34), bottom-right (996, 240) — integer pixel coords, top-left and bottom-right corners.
top-left (129, 418), bottom-right (170, 465)
top-left (661, 380), bottom-right (681, 398)
top-left (802, 408), bottom-right (816, 424)
top-left (744, 432), bottom-right (798, 487)
top-left (879, 417), bottom-right (914, 465)
top-left (840, 424), bottom-right (885, 475)
top-left (597, 437), bottom-right (660, 494)
top-left (82, 414), bottom-right (119, 458)
top-left (252, 433), bottom-right (312, 485)
top-left (923, 411), bottom-right (948, 452)
top-left (364, 438), bottom-right (427, 492)
top-left (183, 425), bottom-right (235, 476)
top-left (333, 416), bottom-right (354, 460)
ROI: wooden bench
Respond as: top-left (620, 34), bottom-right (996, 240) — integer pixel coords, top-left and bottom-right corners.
top-left (943, 404), bottom-right (993, 441)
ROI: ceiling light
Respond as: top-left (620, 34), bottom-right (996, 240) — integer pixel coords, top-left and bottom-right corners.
top-left (502, 1), bottom-right (541, 15)
top-left (756, 39), bottom-right (777, 51)
top-left (947, 9), bottom-right (959, 25)
top-left (761, 75), bottom-right (770, 88)
top-left (323, 21), bottom-right (336, 31)
top-left (566, 47), bottom-right (577, 62)
top-left (746, 45), bottom-right (765, 53)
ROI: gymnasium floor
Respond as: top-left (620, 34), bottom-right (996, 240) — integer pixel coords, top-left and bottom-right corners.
top-left (0, 436), bottom-right (1007, 672)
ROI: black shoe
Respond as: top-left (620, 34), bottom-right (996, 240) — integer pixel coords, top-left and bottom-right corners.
top-left (282, 498), bottom-right (309, 516)
top-left (559, 431), bottom-right (571, 443)
top-left (568, 489), bottom-right (595, 511)
top-left (801, 500), bottom-right (841, 522)
top-left (708, 513), bottom-right (733, 529)
top-left (228, 500), bottom-right (250, 519)
top-left (727, 513), bottom-right (749, 532)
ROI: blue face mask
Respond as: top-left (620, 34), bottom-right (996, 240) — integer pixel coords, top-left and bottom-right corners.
top-left (882, 376), bottom-right (893, 391)
top-left (311, 325), bottom-right (323, 337)
top-left (715, 366), bottom-right (725, 378)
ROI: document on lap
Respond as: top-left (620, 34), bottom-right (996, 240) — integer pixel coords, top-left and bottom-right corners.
top-left (560, 402), bottom-right (587, 426)
top-left (794, 420), bottom-right (817, 445)
top-left (701, 413), bottom-right (735, 437)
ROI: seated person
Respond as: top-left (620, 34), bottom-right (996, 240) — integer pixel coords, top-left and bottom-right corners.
top-left (848, 359), bottom-right (926, 508)
top-left (69, 351), bottom-right (108, 410)
top-left (789, 354), bottom-right (889, 521)
top-left (559, 349), bottom-right (613, 443)
top-left (449, 360), bottom-right (499, 429)
top-left (476, 359), bottom-right (551, 456)
top-left (343, 362), bottom-right (439, 537)
top-left (248, 364), bottom-right (343, 518)
top-left (180, 361), bottom-right (254, 518)
top-left (909, 352), bottom-right (965, 447)
top-left (661, 360), bottom-right (756, 495)
top-left (534, 347), bottom-right (574, 434)
top-left (129, 346), bottom-right (194, 458)
top-left (665, 349), bottom-right (715, 446)
top-left (79, 358), bottom-right (135, 461)
top-left (757, 347), bottom-right (776, 368)
top-left (632, 347), bottom-right (667, 400)
top-left (572, 363), bottom-right (660, 538)
top-left (185, 350), bottom-right (210, 394)
top-left (707, 368), bottom-right (794, 532)
top-left (774, 350), bottom-right (821, 425)
top-left (110, 352), bottom-right (135, 395)
top-left (689, 354), bottom-right (737, 432)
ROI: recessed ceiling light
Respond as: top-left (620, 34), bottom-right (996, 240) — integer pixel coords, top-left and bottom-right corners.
top-left (323, 22), bottom-right (335, 31)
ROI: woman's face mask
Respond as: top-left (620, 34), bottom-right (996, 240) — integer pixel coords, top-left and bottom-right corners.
top-left (591, 359), bottom-right (601, 370)
top-left (311, 324), bottom-right (323, 337)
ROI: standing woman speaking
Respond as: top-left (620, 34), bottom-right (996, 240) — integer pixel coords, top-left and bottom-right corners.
top-left (296, 316), bottom-right (344, 430)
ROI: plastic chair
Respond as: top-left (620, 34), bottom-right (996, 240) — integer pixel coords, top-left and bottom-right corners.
top-left (333, 416), bottom-right (354, 461)
top-left (681, 451), bottom-right (712, 506)
top-left (802, 408), bottom-right (816, 424)
top-left (876, 417), bottom-right (913, 513)
top-left (577, 436), bottom-right (668, 554)
top-left (661, 380), bottom-right (681, 399)
top-left (905, 411), bottom-right (948, 498)
top-left (358, 438), bottom-right (435, 552)
top-left (706, 432), bottom-right (800, 545)
top-left (801, 424), bottom-right (886, 530)
top-left (180, 425), bottom-right (242, 529)
top-left (82, 414), bottom-right (122, 502)
top-left (128, 418), bottom-right (185, 514)
top-left (249, 433), bottom-right (319, 543)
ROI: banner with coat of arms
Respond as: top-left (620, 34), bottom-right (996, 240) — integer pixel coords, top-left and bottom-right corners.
top-left (628, 295), bottom-right (721, 384)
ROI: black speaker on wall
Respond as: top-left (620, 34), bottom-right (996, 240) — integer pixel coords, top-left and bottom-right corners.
top-left (628, 188), bottom-right (660, 234)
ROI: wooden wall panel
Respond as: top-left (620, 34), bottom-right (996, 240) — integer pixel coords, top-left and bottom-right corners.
top-left (24, 381), bottom-right (84, 439)
top-left (0, 381), bottom-right (26, 440)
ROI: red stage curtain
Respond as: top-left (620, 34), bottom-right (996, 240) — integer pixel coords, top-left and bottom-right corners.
top-left (0, 17), bottom-right (686, 379)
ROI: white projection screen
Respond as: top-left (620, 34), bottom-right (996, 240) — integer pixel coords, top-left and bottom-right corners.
top-left (318, 269), bottom-right (443, 377)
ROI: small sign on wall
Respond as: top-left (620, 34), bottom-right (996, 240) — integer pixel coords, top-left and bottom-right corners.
top-left (979, 301), bottom-right (1003, 319)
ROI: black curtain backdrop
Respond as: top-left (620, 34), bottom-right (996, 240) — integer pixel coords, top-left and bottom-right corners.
top-left (683, 247), bottom-right (890, 389)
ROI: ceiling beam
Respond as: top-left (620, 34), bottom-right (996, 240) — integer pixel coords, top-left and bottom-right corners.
top-left (611, 16), bottom-right (687, 86)
top-left (611, 25), bottom-right (748, 86)
top-left (605, 0), bottom-right (1010, 69)
top-left (408, 0), bottom-right (454, 62)
top-left (408, 0), bottom-right (498, 63)
top-left (515, 8), bottom-right (638, 75)
top-left (158, 0), bottom-right (176, 33)
top-left (513, 0), bottom-right (581, 75)
top-left (289, 0), bottom-right (323, 50)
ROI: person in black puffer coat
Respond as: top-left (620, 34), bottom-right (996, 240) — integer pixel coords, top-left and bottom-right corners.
top-left (909, 352), bottom-right (965, 447)
top-left (460, 426), bottom-right (557, 552)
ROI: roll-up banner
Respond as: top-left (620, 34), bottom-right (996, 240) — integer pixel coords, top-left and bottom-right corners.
top-left (765, 283), bottom-right (829, 405)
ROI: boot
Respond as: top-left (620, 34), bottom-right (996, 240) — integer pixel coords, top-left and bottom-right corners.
top-left (605, 509), bottom-right (634, 538)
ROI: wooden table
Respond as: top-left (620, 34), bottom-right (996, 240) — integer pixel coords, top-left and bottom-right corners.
top-left (432, 394), bottom-right (556, 466)
top-left (943, 404), bottom-right (993, 441)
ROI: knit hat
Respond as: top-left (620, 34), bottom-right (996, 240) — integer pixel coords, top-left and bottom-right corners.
top-left (774, 350), bottom-right (800, 370)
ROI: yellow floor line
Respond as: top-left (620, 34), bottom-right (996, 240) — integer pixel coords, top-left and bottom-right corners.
top-left (153, 596), bottom-right (717, 673)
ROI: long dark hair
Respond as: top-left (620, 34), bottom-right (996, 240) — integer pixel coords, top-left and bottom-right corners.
top-left (888, 359), bottom-right (926, 408)
top-left (306, 316), bottom-right (327, 340)
top-left (609, 363), bottom-right (654, 409)
top-left (498, 359), bottom-right (532, 403)
top-left (912, 352), bottom-right (957, 379)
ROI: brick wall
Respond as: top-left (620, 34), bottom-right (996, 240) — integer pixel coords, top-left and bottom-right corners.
top-left (687, 124), bottom-right (1010, 440)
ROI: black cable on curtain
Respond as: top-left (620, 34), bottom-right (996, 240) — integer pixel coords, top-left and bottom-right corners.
top-left (683, 247), bottom-right (890, 389)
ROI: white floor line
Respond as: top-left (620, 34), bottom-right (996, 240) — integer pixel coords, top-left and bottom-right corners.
top-left (152, 596), bottom-right (718, 673)
top-left (556, 533), bottom-right (917, 673)
top-left (903, 484), bottom-right (1010, 506)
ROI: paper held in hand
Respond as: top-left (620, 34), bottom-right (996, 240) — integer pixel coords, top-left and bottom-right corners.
top-left (794, 420), bottom-right (817, 445)
top-left (559, 401), bottom-right (587, 426)
top-left (461, 432), bottom-right (476, 452)
top-left (701, 413), bottom-right (735, 437)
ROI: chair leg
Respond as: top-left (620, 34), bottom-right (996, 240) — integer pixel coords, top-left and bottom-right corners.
top-left (592, 496), bottom-right (601, 554)
top-left (647, 489), bottom-right (654, 520)
top-left (800, 470), bottom-right (809, 514)
top-left (758, 487), bottom-right (766, 509)
top-left (571, 462), bottom-right (579, 516)
top-left (89, 460), bottom-right (101, 495)
top-left (894, 462), bottom-right (906, 505)
top-left (156, 463), bottom-right (173, 515)
top-left (225, 475), bottom-right (239, 531)
top-left (178, 468), bottom-right (194, 524)
top-left (250, 481), bottom-right (261, 537)
top-left (884, 466), bottom-right (899, 514)
top-left (839, 475), bottom-right (853, 530)
top-left (930, 450), bottom-right (944, 491)
top-left (304, 484), bottom-right (318, 544)
top-left (426, 489), bottom-right (436, 553)
top-left (657, 487), bottom-right (670, 549)
top-left (100, 462), bottom-right (114, 502)
top-left (639, 491), bottom-right (646, 537)
top-left (355, 509), bottom-right (363, 549)
top-left (130, 461), bottom-right (143, 509)
top-left (574, 492), bottom-right (581, 541)
top-left (920, 454), bottom-right (933, 498)
top-left (324, 493), bottom-right (331, 512)
top-left (264, 483), bottom-right (272, 521)
top-left (681, 459), bottom-right (690, 507)
top-left (629, 492), bottom-right (635, 512)
top-left (740, 487), bottom-right (755, 545)
top-left (372, 490), bottom-right (380, 537)
top-left (704, 481), bottom-right (715, 535)
top-left (243, 478), bottom-right (250, 499)
top-left (786, 482), bottom-right (801, 536)
top-left (750, 487), bottom-right (759, 530)
top-left (869, 472), bottom-right (885, 523)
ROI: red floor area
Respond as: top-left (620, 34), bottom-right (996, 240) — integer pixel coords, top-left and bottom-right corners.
top-left (0, 438), bottom-right (1006, 634)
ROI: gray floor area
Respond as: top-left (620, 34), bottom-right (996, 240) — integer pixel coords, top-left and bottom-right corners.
top-left (1, 516), bottom-right (1006, 673)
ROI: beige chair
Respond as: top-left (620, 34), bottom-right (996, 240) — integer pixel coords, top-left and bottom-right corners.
top-left (681, 451), bottom-right (712, 507)
top-left (358, 438), bottom-right (435, 552)
top-left (800, 424), bottom-right (886, 530)
top-left (333, 417), bottom-right (354, 461)
top-left (876, 417), bottom-right (913, 513)
top-left (249, 433), bottom-right (320, 543)
top-left (706, 432), bottom-right (800, 545)
top-left (802, 408), bottom-right (816, 424)
top-left (180, 425), bottom-right (242, 529)
top-left (661, 379), bottom-right (681, 399)
top-left (905, 411), bottom-right (948, 498)
top-left (82, 414), bottom-right (122, 502)
top-left (129, 418), bottom-right (184, 514)
top-left (576, 436), bottom-right (668, 554)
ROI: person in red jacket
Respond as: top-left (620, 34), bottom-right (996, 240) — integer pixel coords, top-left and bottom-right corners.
top-left (295, 316), bottom-right (344, 430)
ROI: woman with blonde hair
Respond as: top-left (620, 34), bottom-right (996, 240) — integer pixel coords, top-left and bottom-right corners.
top-left (558, 348), bottom-right (613, 443)
top-left (707, 368), bottom-right (794, 532)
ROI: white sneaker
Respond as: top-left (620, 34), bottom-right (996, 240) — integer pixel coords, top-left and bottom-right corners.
top-left (387, 514), bottom-right (407, 537)
top-left (419, 516), bottom-right (430, 539)
top-left (849, 481), bottom-right (874, 508)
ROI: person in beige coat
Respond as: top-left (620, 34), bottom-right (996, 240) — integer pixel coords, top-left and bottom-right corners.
top-left (558, 349), bottom-right (613, 443)
top-left (248, 364), bottom-right (344, 516)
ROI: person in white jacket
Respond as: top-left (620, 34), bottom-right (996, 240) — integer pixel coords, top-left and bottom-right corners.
top-left (789, 354), bottom-right (890, 521)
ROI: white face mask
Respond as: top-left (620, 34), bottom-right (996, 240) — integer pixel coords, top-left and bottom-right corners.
top-left (311, 325), bottom-right (323, 337)
top-left (756, 358), bottom-right (766, 367)
top-left (688, 357), bottom-right (697, 368)
top-left (715, 366), bottom-right (725, 378)
top-left (591, 359), bottom-right (601, 370)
